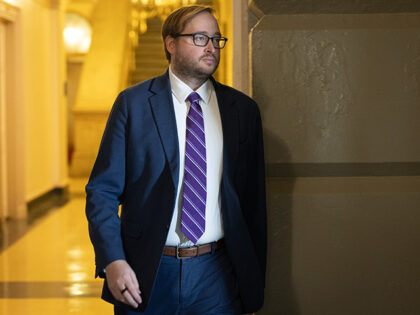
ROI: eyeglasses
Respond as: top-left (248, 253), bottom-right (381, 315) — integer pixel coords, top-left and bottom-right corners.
top-left (173, 33), bottom-right (228, 49)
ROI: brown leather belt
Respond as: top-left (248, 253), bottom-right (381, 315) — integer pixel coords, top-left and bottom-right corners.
top-left (163, 239), bottom-right (224, 258)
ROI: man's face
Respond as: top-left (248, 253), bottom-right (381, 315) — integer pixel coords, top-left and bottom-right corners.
top-left (168, 12), bottom-right (221, 82)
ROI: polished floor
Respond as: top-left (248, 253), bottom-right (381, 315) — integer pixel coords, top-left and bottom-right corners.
top-left (0, 178), bottom-right (112, 314)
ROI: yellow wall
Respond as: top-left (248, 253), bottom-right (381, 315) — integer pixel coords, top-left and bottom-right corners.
top-left (213, 0), bottom-right (233, 87)
top-left (9, 0), bottom-right (68, 202)
top-left (73, 0), bottom-right (130, 111)
top-left (69, 0), bottom-right (130, 176)
top-left (66, 0), bottom-right (98, 20)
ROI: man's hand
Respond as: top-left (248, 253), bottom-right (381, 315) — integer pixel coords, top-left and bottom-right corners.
top-left (105, 259), bottom-right (142, 308)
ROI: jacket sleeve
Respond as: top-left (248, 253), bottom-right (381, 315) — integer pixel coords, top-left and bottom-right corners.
top-left (85, 91), bottom-right (128, 278)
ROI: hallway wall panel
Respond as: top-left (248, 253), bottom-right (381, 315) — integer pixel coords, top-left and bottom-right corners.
top-left (22, 3), bottom-right (55, 199)
top-left (250, 5), bottom-right (420, 315)
top-left (6, 0), bottom-right (68, 205)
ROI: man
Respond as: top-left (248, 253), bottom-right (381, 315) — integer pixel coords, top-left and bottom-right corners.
top-left (86, 5), bottom-right (266, 315)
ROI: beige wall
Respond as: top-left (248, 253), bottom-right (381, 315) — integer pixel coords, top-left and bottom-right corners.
top-left (250, 1), bottom-right (420, 314)
top-left (0, 0), bottom-right (26, 218)
top-left (66, 0), bottom-right (97, 20)
top-left (70, 0), bottom-right (130, 176)
top-left (0, 16), bottom-right (7, 217)
top-left (213, 0), bottom-right (233, 87)
top-left (0, 0), bottom-right (68, 218)
top-left (73, 0), bottom-right (129, 112)
top-left (21, 0), bottom-right (67, 201)
top-left (232, 0), bottom-right (250, 95)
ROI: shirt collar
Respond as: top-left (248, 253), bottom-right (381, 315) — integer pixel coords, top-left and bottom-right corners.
top-left (168, 66), bottom-right (212, 105)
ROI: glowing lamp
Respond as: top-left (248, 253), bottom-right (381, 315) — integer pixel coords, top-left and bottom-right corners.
top-left (63, 13), bottom-right (92, 54)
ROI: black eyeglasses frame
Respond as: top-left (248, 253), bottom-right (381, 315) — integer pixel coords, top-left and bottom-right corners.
top-left (172, 33), bottom-right (228, 49)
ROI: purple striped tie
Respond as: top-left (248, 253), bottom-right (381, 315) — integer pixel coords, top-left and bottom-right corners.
top-left (181, 92), bottom-right (206, 244)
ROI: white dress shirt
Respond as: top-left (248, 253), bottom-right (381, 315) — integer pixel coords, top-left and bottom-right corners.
top-left (165, 66), bottom-right (224, 247)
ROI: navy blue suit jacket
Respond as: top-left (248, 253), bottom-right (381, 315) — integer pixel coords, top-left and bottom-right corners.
top-left (85, 71), bottom-right (267, 313)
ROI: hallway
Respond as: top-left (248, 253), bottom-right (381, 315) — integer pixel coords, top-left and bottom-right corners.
top-left (0, 178), bottom-right (112, 314)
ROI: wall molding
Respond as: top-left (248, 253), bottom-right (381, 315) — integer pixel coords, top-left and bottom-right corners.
top-left (248, 0), bottom-right (264, 20)
top-left (0, 186), bottom-right (69, 252)
top-left (0, 1), bottom-right (19, 22)
top-left (267, 162), bottom-right (420, 177)
top-left (28, 0), bottom-right (62, 9)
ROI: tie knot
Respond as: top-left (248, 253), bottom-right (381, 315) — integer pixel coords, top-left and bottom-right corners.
top-left (187, 92), bottom-right (200, 105)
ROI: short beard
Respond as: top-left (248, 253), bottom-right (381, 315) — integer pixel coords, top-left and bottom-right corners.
top-left (171, 53), bottom-right (219, 88)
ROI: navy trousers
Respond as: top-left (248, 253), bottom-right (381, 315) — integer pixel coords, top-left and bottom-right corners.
top-left (114, 247), bottom-right (242, 315)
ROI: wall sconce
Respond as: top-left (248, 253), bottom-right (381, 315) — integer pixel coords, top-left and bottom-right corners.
top-left (63, 13), bottom-right (92, 54)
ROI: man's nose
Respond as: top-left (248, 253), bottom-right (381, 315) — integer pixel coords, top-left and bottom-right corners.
top-left (204, 39), bottom-right (216, 52)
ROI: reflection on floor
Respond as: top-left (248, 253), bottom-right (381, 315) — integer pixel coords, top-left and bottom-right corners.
top-left (0, 178), bottom-right (112, 314)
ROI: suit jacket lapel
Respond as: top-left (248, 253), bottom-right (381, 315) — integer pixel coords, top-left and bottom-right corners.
top-left (146, 74), bottom-right (237, 189)
top-left (211, 78), bottom-right (238, 180)
top-left (148, 71), bottom-right (179, 188)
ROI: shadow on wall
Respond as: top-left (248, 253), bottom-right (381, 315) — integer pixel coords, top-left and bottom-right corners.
top-left (262, 128), bottom-right (300, 315)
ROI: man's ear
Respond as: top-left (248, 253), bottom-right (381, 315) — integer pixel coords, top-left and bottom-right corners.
top-left (165, 35), bottom-right (176, 56)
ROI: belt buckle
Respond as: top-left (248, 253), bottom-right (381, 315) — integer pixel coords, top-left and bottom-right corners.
top-left (176, 244), bottom-right (182, 259)
top-left (176, 245), bottom-right (190, 259)
top-left (175, 244), bottom-right (198, 259)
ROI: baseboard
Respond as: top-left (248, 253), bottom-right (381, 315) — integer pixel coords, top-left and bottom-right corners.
top-left (0, 186), bottom-right (70, 253)
top-left (27, 186), bottom-right (70, 224)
